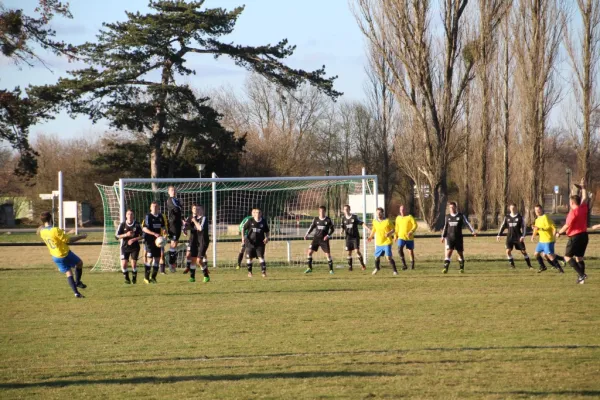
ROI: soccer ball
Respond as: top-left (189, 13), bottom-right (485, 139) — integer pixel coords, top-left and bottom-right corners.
top-left (155, 236), bottom-right (166, 248)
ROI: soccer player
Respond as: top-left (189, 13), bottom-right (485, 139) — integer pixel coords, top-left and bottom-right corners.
top-left (368, 207), bottom-right (398, 275)
top-left (304, 205), bottom-right (335, 274)
top-left (115, 209), bottom-right (143, 284)
top-left (243, 208), bottom-right (270, 278)
top-left (395, 205), bottom-right (417, 270)
top-left (142, 201), bottom-right (167, 284)
top-left (188, 204), bottom-right (211, 283)
top-left (341, 204), bottom-right (368, 271)
top-left (531, 205), bottom-right (564, 273)
top-left (441, 202), bottom-right (476, 274)
top-left (496, 203), bottom-right (533, 269)
top-left (39, 211), bottom-right (88, 298)
top-left (556, 179), bottom-right (589, 284)
top-left (237, 212), bottom-right (252, 270)
top-left (166, 186), bottom-right (185, 273)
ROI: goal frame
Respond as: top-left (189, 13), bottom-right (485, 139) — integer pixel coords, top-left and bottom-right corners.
top-left (113, 168), bottom-right (378, 268)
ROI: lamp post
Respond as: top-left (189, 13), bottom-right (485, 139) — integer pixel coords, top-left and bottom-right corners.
top-left (566, 168), bottom-right (571, 198)
top-left (196, 163), bottom-right (206, 179)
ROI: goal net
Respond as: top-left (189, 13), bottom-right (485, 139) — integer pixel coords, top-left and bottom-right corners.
top-left (94, 175), bottom-right (378, 272)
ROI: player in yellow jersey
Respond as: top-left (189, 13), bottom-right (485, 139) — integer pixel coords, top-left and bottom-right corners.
top-left (394, 205), bottom-right (417, 270)
top-left (368, 207), bottom-right (398, 276)
top-left (39, 211), bottom-right (88, 298)
top-left (531, 205), bottom-right (564, 273)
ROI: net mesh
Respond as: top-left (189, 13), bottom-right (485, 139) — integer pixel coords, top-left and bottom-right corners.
top-left (94, 178), bottom-right (376, 272)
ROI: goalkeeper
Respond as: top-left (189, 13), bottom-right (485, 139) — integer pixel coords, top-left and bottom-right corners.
top-left (237, 211), bottom-right (252, 269)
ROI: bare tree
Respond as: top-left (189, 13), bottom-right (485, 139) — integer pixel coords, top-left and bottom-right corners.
top-left (354, 0), bottom-right (475, 230)
top-left (563, 0), bottom-right (600, 198)
top-left (513, 0), bottom-right (564, 219)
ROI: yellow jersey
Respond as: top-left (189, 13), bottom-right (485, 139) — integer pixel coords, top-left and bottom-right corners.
top-left (395, 215), bottom-right (417, 241)
top-left (40, 226), bottom-right (71, 258)
top-left (372, 218), bottom-right (394, 246)
top-left (534, 214), bottom-right (556, 243)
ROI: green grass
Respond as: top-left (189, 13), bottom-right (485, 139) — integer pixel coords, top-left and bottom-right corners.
top-left (1, 261), bottom-right (599, 399)
top-left (0, 231), bottom-right (105, 243)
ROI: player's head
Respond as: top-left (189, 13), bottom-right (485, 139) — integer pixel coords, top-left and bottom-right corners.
top-left (318, 205), bottom-right (326, 218)
top-left (252, 208), bottom-right (262, 220)
top-left (197, 204), bottom-right (204, 215)
top-left (150, 201), bottom-right (159, 215)
top-left (343, 204), bottom-right (351, 215)
top-left (509, 203), bottom-right (517, 214)
top-left (191, 203), bottom-right (198, 215)
top-left (126, 209), bottom-right (134, 221)
top-left (569, 195), bottom-right (581, 209)
top-left (376, 207), bottom-right (385, 219)
top-left (449, 202), bottom-right (457, 214)
top-left (534, 204), bottom-right (544, 216)
top-left (399, 205), bottom-right (407, 216)
top-left (40, 211), bottom-right (52, 225)
top-left (168, 186), bottom-right (176, 197)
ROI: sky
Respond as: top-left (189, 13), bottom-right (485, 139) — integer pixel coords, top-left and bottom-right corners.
top-left (2, 0), bottom-right (367, 140)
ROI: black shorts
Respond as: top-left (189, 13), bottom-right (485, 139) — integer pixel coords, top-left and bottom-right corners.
top-left (197, 241), bottom-right (209, 259)
top-left (168, 223), bottom-right (182, 242)
top-left (246, 244), bottom-right (266, 259)
top-left (565, 233), bottom-right (588, 258)
top-left (345, 238), bottom-right (360, 251)
top-left (445, 238), bottom-right (464, 252)
top-left (506, 240), bottom-right (526, 251)
top-left (310, 238), bottom-right (331, 253)
top-left (186, 240), bottom-right (198, 257)
top-left (120, 247), bottom-right (140, 261)
top-left (145, 241), bottom-right (161, 258)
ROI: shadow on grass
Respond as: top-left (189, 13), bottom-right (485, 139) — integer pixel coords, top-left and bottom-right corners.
top-left (0, 370), bottom-right (395, 389)
top-left (85, 344), bottom-right (600, 367)
top-left (488, 390), bottom-right (600, 397)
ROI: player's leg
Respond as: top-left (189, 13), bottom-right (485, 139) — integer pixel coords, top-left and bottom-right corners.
top-left (356, 248), bottom-right (366, 270)
top-left (150, 244), bottom-right (161, 282)
top-left (305, 245), bottom-right (316, 273)
top-left (143, 244), bottom-right (152, 281)
top-left (397, 241), bottom-right (408, 270)
top-left (533, 247), bottom-right (548, 272)
top-left (517, 241), bottom-right (533, 269)
top-left (54, 257), bottom-right (82, 297)
top-left (69, 252), bottom-right (86, 288)
top-left (159, 248), bottom-right (166, 274)
top-left (456, 249), bottom-right (465, 273)
top-left (65, 268), bottom-right (83, 297)
top-left (246, 246), bottom-right (254, 278)
top-left (121, 253), bottom-right (131, 284)
top-left (543, 242), bottom-right (563, 272)
top-left (373, 246), bottom-right (382, 275)
top-left (347, 247), bottom-right (354, 271)
top-left (323, 241), bottom-right (334, 274)
top-left (506, 242), bottom-right (515, 268)
top-left (183, 246), bottom-right (191, 274)
top-left (131, 250), bottom-right (139, 284)
top-left (258, 246), bottom-right (267, 277)
top-left (188, 246), bottom-right (198, 282)
top-left (442, 245), bottom-right (453, 274)
top-left (199, 244), bottom-right (210, 282)
top-left (407, 248), bottom-right (415, 269)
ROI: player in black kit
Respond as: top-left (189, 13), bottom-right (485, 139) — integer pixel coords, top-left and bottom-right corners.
top-left (185, 204), bottom-right (210, 283)
top-left (115, 209), bottom-right (143, 284)
top-left (243, 208), bottom-right (270, 278)
top-left (341, 204), bottom-right (369, 271)
top-left (141, 201), bottom-right (167, 283)
top-left (496, 203), bottom-right (533, 269)
top-left (166, 186), bottom-right (185, 273)
top-left (304, 205), bottom-right (335, 274)
top-left (441, 202), bottom-right (476, 274)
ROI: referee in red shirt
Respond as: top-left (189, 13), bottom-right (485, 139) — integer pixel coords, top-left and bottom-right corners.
top-left (556, 179), bottom-right (589, 284)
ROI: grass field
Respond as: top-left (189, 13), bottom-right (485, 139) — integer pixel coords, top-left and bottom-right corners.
top-left (1, 239), bottom-right (599, 399)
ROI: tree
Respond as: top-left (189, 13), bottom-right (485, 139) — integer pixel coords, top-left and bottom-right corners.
top-left (31, 1), bottom-right (341, 179)
top-left (354, 0), bottom-right (475, 230)
top-left (0, 1), bottom-right (76, 178)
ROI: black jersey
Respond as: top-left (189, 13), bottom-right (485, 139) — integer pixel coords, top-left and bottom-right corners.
top-left (244, 218), bottom-right (270, 246)
top-left (498, 213), bottom-right (527, 242)
top-left (116, 220), bottom-right (142, 250)
top-left (142, 213), bottom-right (166, 238)
top-left (187, 214), bottom-right (209, 244)
top-left (341, 214), bottom-right (364, 239)
top-left (441, 213), bottom-right (474, 241)
top-left (306, 216), bottom-right (335, 240)
top-left (166, 197), bottom-right (183, 225)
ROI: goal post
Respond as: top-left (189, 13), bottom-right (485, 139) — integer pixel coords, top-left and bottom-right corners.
top-left (94, 172), bottom-right (379, 272)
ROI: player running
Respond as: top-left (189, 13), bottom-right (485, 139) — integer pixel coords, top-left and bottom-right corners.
top-left (531, 205), bottom-right (564, 273)
top-left (243, 208), bottom-right (270, 278)
top-left (496, 203), bottom-right (533, 269)
top-left (304, 206), bottom-right (335, 274)
top-left (39, 211), bottom-right (88, 298)
top-left (441, 202), bottom-right (476, 274)
top-left (395, 205), bottom-right (417, 270)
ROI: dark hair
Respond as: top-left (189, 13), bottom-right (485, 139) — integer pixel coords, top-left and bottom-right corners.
top-left (253, 207), bottom-right (262, 212)
top-left (150, 201), bottom-right (158, 206)
top-left (570, 195), bottom-right (581, 205)
top-left (191, 203), bottom-right (198, 207)
top-left (509, 202), bottom-right (516, 207)
top-left (343, 204), bottom-right (350, 209)
top-left (449, 201), bottom-right (457, 207)
top-left (40, 212), bottom-right (52, 224)
top-left (534, 204), bottom-right (543, 209)
top-left (376, 207), bottom-right (384, 213)
top-left (319, 205), bottom-right (326, 211)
